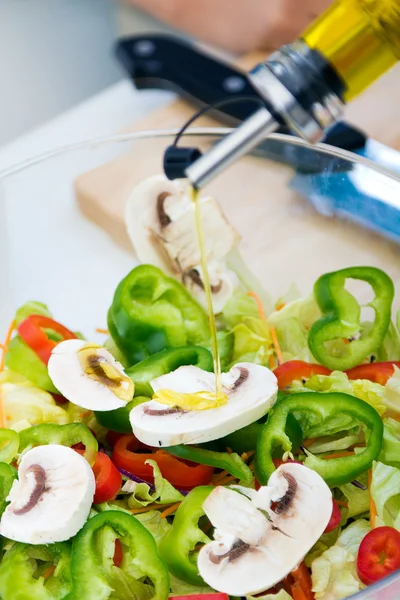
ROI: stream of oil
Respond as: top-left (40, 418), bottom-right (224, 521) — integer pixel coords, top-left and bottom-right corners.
top-left (191, 186), bottom-right (223, 400)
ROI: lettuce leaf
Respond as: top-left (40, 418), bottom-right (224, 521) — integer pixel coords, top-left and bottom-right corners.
top-left (376, 322), bottom-right (400, 361)
top-left (311, 520), bottom-right (370, 600)
top-left (14, 301), bottom-right (51, 326)
top-left (229, 317), bottom-right (274, 367)
top-left (222, 292), bottom-right (260, 328)
top-left (125, 461), bottom-right (184, 509)
top-left (379, 418), bottom-right (400, 469)
top-left (382, 366), bottom-right (400, 414)
top-left (338, 472), bottom-right (370, 519)
top-left (5, 337), bottom-right (58, 393)
top-left (267, 295), bottom-right (320, 362)
top-left (370, 461), bottom-right (400, 529)
top-left (169, 573), bottom-right (215, 595)
top-left (134, 511), bottom-right (172, 546)
top-left (0, 370), bottom-right (68, 430)
top-left (247, 591), bottom-right (293, 600)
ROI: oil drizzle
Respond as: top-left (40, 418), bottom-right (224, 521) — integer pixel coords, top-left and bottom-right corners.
top-left (191, 186), bottom-right (223, 400)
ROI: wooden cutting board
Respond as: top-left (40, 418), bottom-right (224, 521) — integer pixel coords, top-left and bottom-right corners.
top-left (75, 55), bottom-right (400, 305)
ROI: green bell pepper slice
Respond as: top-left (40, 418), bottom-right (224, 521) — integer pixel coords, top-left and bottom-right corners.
top-left (68, 510), bottom-right (170, 600)
top-left (19, 423), bottom-right (98, 465)
top-left (95, 345), bottom-right (213, 432)
top-left (0, 463), bottom-right (17, 517)
top-left (0, 542), bottom-right (71, 600)
top-left (0, 428), bottom-right (19, 464)
top-left (308, 266), bottom-right (394, 370)
top-left (222, 412), bottom-right (303, 455)
top-left (255, 392), bottom-right (383, 487)
top-left (165, 445), bottom-right (253, 485)
top-left (159, 486), bottom-right (213, 586)
top-left (108, 265), bottom-right (209, 364)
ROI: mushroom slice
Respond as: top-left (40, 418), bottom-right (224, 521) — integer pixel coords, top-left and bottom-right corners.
top-left (197, 464), bottom-right (332, 596)
top-left (0, 445), bottom-right (95, 544)
top-left (125, 174), bottom-right (241, 313)
top-left (48, 339), bottom-right (134, 411)
top-left (129, 362), bottom-right (277, 446)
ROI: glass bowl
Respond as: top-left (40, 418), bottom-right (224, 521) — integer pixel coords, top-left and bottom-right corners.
top-left (1, 128), bottom-right (400, 599)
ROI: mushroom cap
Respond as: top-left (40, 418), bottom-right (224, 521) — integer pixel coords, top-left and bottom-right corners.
top-left (129, 362), bottom-right (278, 446)
top-left (0, 445), bottom-right (95, 544)
top-left (48, 339), bottom-right (133, 411)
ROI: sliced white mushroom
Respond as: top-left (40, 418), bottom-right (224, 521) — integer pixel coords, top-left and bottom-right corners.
top-left (129, 362), bottom-right (277, 446)
top-left (197, 463), bottom-right (332, 596)
top-left (125, 174), bottom-right (241, 313)
top-left (0, 444), bottom-right (95, 544)
top-left (48, 339), bottom-right (134, 411)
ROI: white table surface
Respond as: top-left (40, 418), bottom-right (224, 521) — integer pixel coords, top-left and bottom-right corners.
top-left (0, 81), bottom-right (175, 337)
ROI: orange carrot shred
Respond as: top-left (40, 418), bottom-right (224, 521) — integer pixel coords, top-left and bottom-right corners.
top-left (335, 499), bottom-right (349, 508)
top-left (160, 502), bottom-right (182, 518)
top-left (216, 475), bottom-right (238, 486)
top-left (290, 562), bottom-right (315, 600)
top-left (276, 302), bottom-right (286, 311)
top-left (270, 326), bottom-right (283, 366)
top-left (369, 469), bottom-right (377, 528)
top-left (226, 447), bottom-right (233, 454)
top-left (211, 470), bottom-right (229, 484)
top-left (96, 328), bottom-right (109, 334)
top-left (129, 503), bottom-right (172, 514)
top-left (247, 291), bottom-right (266, 320)
top-left (43, 565), bottom-right (56, 580)
top-left (322, 451), bottom-right (355, 460)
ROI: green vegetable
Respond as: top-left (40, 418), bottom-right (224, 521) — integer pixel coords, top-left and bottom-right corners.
top-left (268, 294), bottom-right (321, 363)
top-left (68, 511), bottom-right (169, 600)
top-left (222, 292), bottom-right (260, 327)
top-left (122, 460), bottom-right (185, 509)
top-left (293, 370), bottom-right (387, 416)
top-left (0, 542), bottom-right (71, 600)
top-left (165, 445), bottom-right (253, 486)
top-left (19, 423), bottom-right (98, 465)
top-left (247, 592), bottom-right (293, 600)
top-left (0, 463), bottom-right (17, 517)
top-left (169, 573), bottom-right (214, 596)
top-left (0, 371), bottom-right (67, 430)
top-left (14, 301), bottom-right (52, 326)
top-left (338, 472), bottom-right (370, 519)
top-left (382, 365), bottom-right (400, 414)
top-left (256, 392), bottom-right (383, 487)
top-left (96, 345), bottom-right (213, 432)
top-left (108, 265), bottom-right (209, 364)
top-left (311, 520), bottom-right (370, 600)
top-left (379, 418), bottom-right (400, 468)
top-left (159, 486), bottom-right (213, 586)
top-left (0, 429), bottom-right (19, 464)
top-left (370, 461), bottom-right (400, 529)
top-left (218, 413), bottom-right (303, 455)
top-left (228, 317), bottom-right (273, 367)
top-left (308, 266), bottom-right (394, 370)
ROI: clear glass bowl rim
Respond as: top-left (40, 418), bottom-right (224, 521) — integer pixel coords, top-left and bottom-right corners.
top-left (1, 125), bottom-right (400, 598)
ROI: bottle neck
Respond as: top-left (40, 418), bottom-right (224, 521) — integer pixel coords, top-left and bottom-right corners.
top-left (302, 0), bottom-right (400, 100)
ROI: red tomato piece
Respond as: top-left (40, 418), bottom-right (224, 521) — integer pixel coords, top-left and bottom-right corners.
top-left (92, 451), bottom-right (122, 504)
top-left (357, 526), bottom-right (400, 586)
top-left (113, 538), bottom-right (123, 568)
top-left (346, 362), bottom-right (400, 386)
top-left (112, 435), bottom-right (214, 489)
top-left (324, 499), bottom-right (342, 533)
top-left (274, 361), bottom-right (331, 390)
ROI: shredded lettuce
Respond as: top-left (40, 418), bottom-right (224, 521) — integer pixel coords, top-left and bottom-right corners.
top-left (169, 573), bottom-right (214, 595)
top-left (226, 248), bottom-right (273, 316)
top-left (383, 366), bottom-right (400, 414)
top-left (371, 461), bottom-right (400, 529)
top-left (376, 322), bottom-right (400, 361)
top-left (0, 370), bottom-right (68, 430)
top-left (267, 294), bottom-right (320, 362)
top-left (379, 418), bottom-right (400, 469)
top-left (5, 337), bottom-right (58, 394)
top-left (133, 511), bottom-right (172, 546)
top-left (338, 472), bottom-right (370, 519)
top-left (229, 317), bottom-right (274, 367)
top-left (14, 301), bottom-right (52, 326)
top-left (306, 431), bottom-right (363, 454)
top-left (123, 461), bottom-right (184, 509)
top-left (222, 292), bottom-right (260, 328)
top-left (311, 520), bottom-right (370, 600)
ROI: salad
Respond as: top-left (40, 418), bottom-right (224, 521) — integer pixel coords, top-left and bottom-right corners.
top-left (0, 176), bottom-right (400, 600)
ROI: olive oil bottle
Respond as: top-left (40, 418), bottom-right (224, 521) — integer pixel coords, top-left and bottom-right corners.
top-left (303, 0), bottom-right (400, 100)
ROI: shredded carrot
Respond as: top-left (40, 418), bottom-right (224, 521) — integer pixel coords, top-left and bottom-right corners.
top-left (335, 499), bottom-right (349, 508)
top-left (216, 475), bottom-right (237, 486)
top-left (302, 438), bottom-right (316, 448)
top-left (275, 302), bottom-right (286, 312)
top-left (247, 291), bottom-right (266, 320)
top-left (268, 354), bottom-right (277, 369)
top-left (0, 320), bottom-right (15, 372)
top-left (79, 411), bottom-right (92, 419)
top-left (130, 503), bottom-right (172, 514)
top-left (211, 470), bottom-right (229, 484)
top-left (160, 502), bottom-right (181, 519)
top-left (241, 450), bottom-right (255, 461)
top-left (290, 562), bottom-right (315, 600)
top-left (43, 565), bottom-right (56, 580)
top-left (226, 447), bottom-right (233, 454)
top-left (368, 469), bottom-right (377, 528)
top-left (96, 328), bottom-right (109, 334)
top-left (270, 326), bottom-right (283, 366)
top-left (322, 451), bottom-right (355, 460)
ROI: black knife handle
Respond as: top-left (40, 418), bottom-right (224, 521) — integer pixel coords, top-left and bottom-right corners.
top-left (115, 34), bottom-right (366, 152)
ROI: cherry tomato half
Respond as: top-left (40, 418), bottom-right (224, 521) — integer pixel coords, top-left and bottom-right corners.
top-left (92, 451), bottom-right (122, 504)
top-left (357, 526), bottom-right (400, 586)
top-left (324, 499), bottom-right (341, 533)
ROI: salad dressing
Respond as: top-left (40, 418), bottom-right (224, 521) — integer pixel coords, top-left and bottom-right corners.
top-left (152, 186), bottom-right (227, 410)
